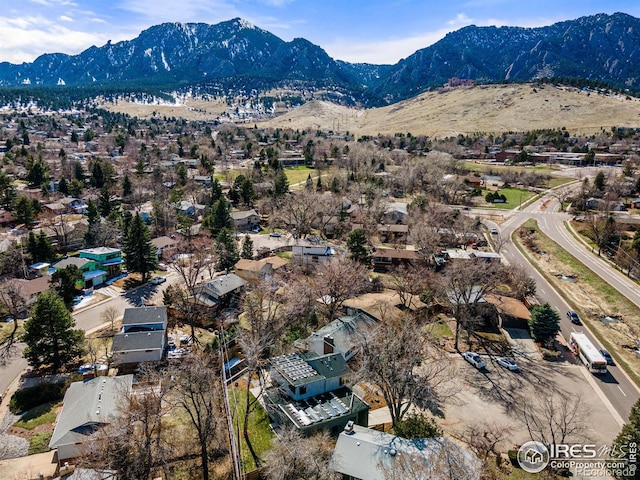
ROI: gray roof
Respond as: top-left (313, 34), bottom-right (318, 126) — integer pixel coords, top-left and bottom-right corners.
top-left (122, 306), bottom-right (168, 326)
top-left (196, 274), bottom-right (247, 299)
top-left (270, 352), bottom-right (350, 387)
top-left (111, 331), bottom-right (165, 352)
top-left (230, 209), bottom-right (259, 220)
top-left (49, 375), bottom-right (133, 449)
top-left (53, 257), bottom-right (92, 270)
top-left (330, 424), bottom-right (480, 480)
top-left (307, 314), bottom-right (377, 357)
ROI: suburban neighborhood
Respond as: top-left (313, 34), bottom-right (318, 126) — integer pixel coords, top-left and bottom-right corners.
top-left (0, 96), bottom-right (639, 480)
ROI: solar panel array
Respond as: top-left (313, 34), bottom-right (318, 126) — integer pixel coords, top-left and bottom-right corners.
top-left (284, 395), bottom-right (351, 426)
top-left (272, 353), bottom-right (318, 382)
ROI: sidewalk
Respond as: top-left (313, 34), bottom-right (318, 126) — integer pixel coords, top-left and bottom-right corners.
top-left (0, 450), bottom-right (57, 479)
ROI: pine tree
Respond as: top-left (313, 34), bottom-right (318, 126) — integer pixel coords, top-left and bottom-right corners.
top-left (14, 195), bottom-right (35, 225)
top-left (36, 230), bottom-right (55, 262)
top-left (529, 303), bottom-right (561, 345)
top-left (123, 213), bottom-right (158, 283)
top-left (58, 178), bottom-right (68, 195)
top-left (122, 174), bottom-right (132, 197)
top-left (84, 199), bottom-right (99, 247)
top-left (23, 291), bottom-right (85, 372)
top-left (346, 228), bottom-right (370, 265)
top-left (210, 178), bottom-right (223, 204)
top-left (206, 197), bottom-right (232, 235)
top-left (50, 265), bottom-right (83, 311)
top-left (216, 228), bottom-right (239, 271)
top-left (241, 234), bottom-right (254, 260)
top-left (274, 169), bottom-right (289, 197)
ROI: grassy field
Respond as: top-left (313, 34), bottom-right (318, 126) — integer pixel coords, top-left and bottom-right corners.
top-left (513, 219), bottom-right (640, 389)
top-left (228, 388), bottom-right (274, 472)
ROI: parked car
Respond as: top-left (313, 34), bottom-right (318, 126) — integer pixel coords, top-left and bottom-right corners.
top-left (78, 363), bottom-right (108, 374)
top-left (567, 310), bottom-right (581, 325)
top-left (600, 349), bottom-right (615, 366)
top-left (496, 357), bottom-right (519, 371)
top-left (151, 277), bottom-right (167, 285)
top-left (269, 232), bottom-right (282, 238)
top-left (157, 262), bottom-right (168, 271)
top-left (490, 227), bottom-right (499, 235)
top-left (462, 351), bottom-right (486, 369)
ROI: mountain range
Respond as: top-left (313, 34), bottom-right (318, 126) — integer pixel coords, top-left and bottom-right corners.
top-left (1, 13), bottom-right (640, 106)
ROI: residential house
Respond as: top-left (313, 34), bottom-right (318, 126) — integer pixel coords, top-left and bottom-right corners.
top-left (330, 423), bottom-right (480, 480)
top-left (43, 201), bottom-right (66, 216)
top-left (111, 306), bottom-right (168, 366)
top-left (79, 247), bottom-right (123, 279)
top-left (371, 248), bottom-right (420, 271)
top-left (151, 235), bottom-right (178, 261)
top-left (585, 197), bottom-right (626, 211)
top-left (292, 239), bottom-right (335, 266)
top-left (268, 352), bottom-right (369, 435)
top-left (382, 202), bottom-right (408, 225)
top-left (28, 262), bottom-right (52, 278)
top-left (443, 249), bottom-right (501, 262)
top-left (53, 257), bottom-right (107, 289)
top-left (485, 294), bottom-right (531, 330)
top-left (304, 312), bottom-right (377, 361)
top-left (0, 209), bottom-right (15, 226)
top-left (193, 273), bottom-right (247, 310)
top-left (343, 290), bottom-right (426, 321)
top-left (376, 224), bottom-right (409, 244)
top-left (630, 198), bottom-right (640, 209)
top-left (59, 197), bottom-right (88, 215)
top-left (7, 276), bottom-right (51, 312)
top-left (233, 256), bottom-right (288, 281)
top-left (49, 375), bottom-right (134, 464)
top-left (230, 209), bottom-right (260, 231)
top-left (176, 200), bottom-right (206, 218)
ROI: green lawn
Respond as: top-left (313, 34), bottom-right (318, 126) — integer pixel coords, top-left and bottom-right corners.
top-left (13, 402), bottom-right (59, 430)
top-left (426, 319), bottom-right (454, 338)
top-left (228, 388), bottom-right (274, 472)
top-left (284, 166), bottom-right (318, 186)
top-left (482, 188), bottom-right (535, 209)
top-left (28, 431), bottom-right (53, 455)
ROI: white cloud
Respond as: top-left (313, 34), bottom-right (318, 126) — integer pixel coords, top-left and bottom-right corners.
top-left (323, 28), bottom-right (452, 64)
top-left (59, 15), bottom-right (73, 22)
top-left (0, 16), bottom-right (108, 63)
top-left (116, 0), bottom-right (239, 24)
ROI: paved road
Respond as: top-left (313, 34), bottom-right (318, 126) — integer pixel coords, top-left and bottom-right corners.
top-left (491, 192), bottom-right (639, 423)
top-left (0, 271), bottom-right (179, 396)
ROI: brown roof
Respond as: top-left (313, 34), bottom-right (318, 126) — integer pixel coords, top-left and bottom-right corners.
top-left (263, 256), bottom-right (288, 270)
top-left (377, 224), bottom-right (409, 233)
top-left (485, 294), bottom-right (531, 320)
top-left (12, 276), bottom-right (51, 296)
top-left (151, 236), bottom-right (177, 249)
top-left (371, 248), bottom-right (420, 260)
top-left (343, 290), bottom-right (406, 322)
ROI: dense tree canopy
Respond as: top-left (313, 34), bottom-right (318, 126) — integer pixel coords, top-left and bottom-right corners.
top-left (22, 291), bottom-right (85, 372)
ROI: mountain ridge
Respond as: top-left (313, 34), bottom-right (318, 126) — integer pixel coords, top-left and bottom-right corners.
top-left (2, 14), bottom-right (640, 105)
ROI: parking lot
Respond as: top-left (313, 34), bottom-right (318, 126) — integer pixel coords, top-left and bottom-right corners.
top-left (441, 354), bottom-right (621, 451)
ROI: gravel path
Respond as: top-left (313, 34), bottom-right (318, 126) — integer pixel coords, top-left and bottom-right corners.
top-left (0, 411), bottom-right (28, 460)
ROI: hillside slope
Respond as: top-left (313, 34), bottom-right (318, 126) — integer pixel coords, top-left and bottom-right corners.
top-left (257, 84), bottom-right (640, 137)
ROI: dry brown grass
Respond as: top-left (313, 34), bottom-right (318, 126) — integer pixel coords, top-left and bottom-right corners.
top-left (101, 83), bottom-right (640, 138)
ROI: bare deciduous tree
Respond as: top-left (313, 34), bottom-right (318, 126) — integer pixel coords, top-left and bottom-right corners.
top-left (462, 420), bottom-right (513, 462)
top-left (0, 282), bottom-right (26, 362)
top-left (387, 263), bottom-right (432, 311)
top-left (380, 437), bottom-right (480, 480)
top-left (312, 257), bottom-right (370, 322)
top-left (520, 391), bottom-right (589, 447)
top-left (100, 305), bottom-right (119, 333)
top-left (171, 354), bottom-right (228, 480)
top-left (441, 259), bottom-right (505, 351)
top-left (263, 428), bottom-right (340, 480)
top-left (358, 316), bottom-right (456, 426)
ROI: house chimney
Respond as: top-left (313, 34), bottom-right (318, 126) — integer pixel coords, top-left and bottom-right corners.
top-left (323, 335), bottom-right (334, 354)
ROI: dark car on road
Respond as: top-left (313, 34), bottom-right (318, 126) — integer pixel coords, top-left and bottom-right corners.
top-left (600, 349), bottom-right (615, 366)
top-left (567, 310), bottom-right (581, 325)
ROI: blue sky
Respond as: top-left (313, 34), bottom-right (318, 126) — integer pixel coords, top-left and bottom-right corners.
top-left (3, 1), bottom-right (640, 65)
